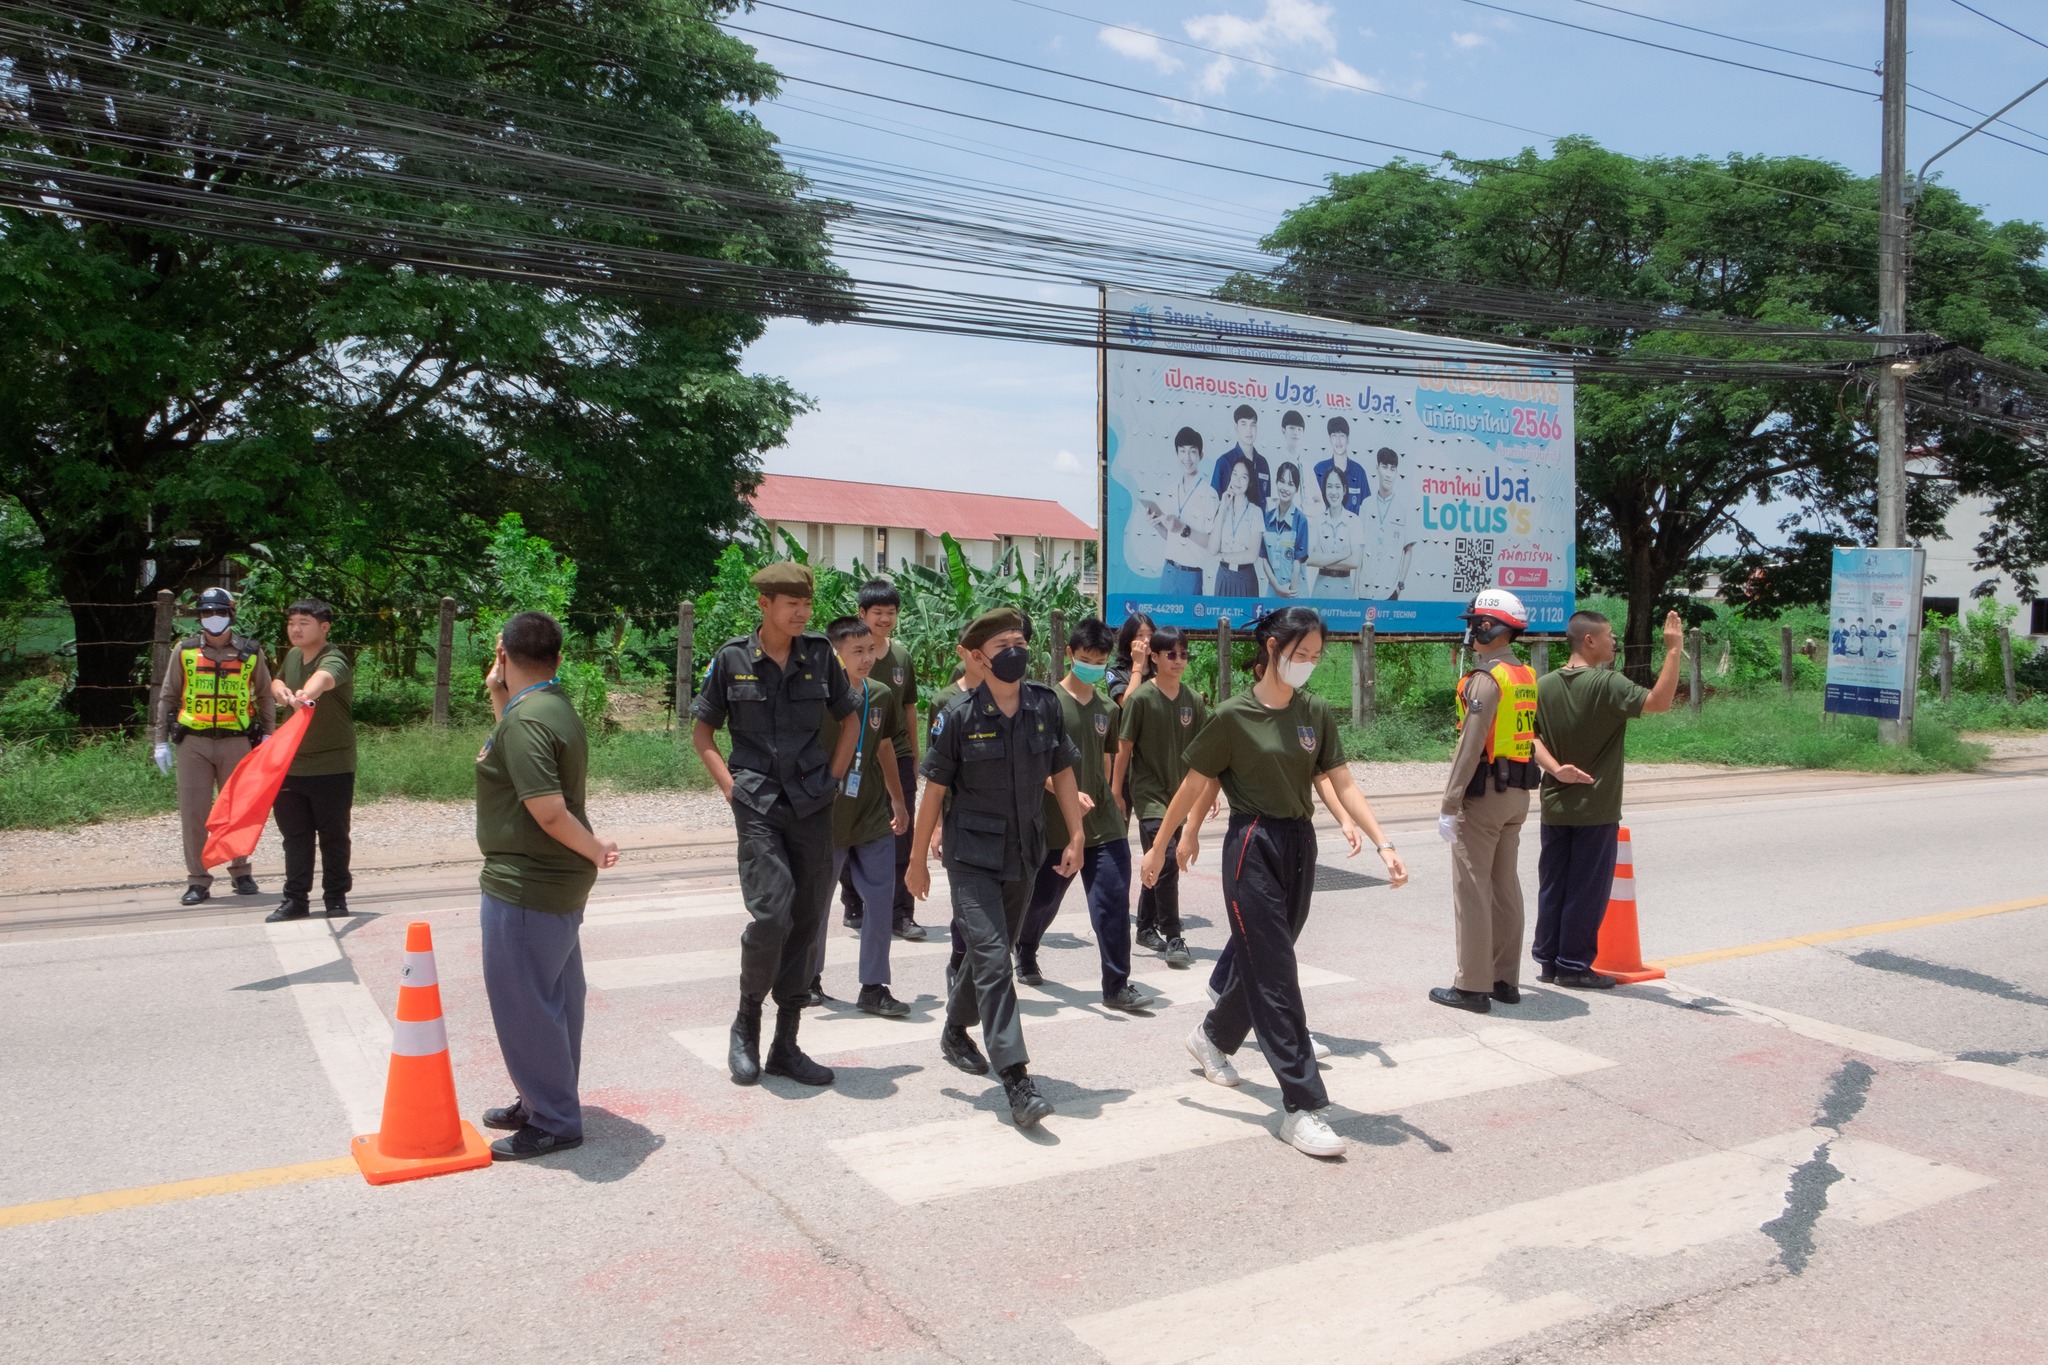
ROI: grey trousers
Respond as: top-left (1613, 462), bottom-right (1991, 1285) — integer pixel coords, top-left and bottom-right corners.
top-left (175, 731), bottom-right (252, 888)
top-left (827, 835), bottom-right (898, 987)
top-left (734, 797), bottom-right (835, 1009)
top-left (944, 865), bottom-right (1033, 1073)
top-left (1451, 784), bottom-right (1531, 992)
top-left (480, 892), bottom-right (586, 1141)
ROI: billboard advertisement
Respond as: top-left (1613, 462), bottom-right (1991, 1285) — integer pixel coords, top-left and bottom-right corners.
top-left (1102, 290), bottom-right (1576, 634)
top-left (1824, 546), bottom-right (1925, 720)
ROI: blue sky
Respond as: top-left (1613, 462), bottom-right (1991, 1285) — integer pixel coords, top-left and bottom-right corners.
top-left (733, 0), bottom-right (2048, 526)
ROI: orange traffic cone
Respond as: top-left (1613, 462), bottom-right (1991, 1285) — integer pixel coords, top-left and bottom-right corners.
top-left (351, 921), bottom-right (493, 1185)
top-left (1591, 826), bottom-right (1665, 984)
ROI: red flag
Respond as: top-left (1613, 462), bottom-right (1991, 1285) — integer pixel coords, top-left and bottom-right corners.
top-left (202, 704), bottom-right (315, 869)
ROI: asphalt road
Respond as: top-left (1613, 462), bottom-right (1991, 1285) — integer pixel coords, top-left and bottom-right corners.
top-left (4, 756), bottom-right (2045, 1363)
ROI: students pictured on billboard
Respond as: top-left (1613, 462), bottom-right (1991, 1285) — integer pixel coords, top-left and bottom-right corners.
top-left (1103, 291), bottom-right (1576, 634)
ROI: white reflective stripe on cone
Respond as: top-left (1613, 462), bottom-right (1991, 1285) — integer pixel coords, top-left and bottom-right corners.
top-left (391, 1016), bottom-right (450, 1057)
top-left (398, 952), bottom-right (439, 988)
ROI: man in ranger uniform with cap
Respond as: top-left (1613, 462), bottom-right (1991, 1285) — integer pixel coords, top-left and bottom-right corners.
top-left (692, 561), bottom-right (861, 1089)
top-left (1430, 589), bottom-right (1587, 1014)
top-left (152, 586), bottom-right (277, 906)
top-left (905, 607), bottom-right (1086, 1129)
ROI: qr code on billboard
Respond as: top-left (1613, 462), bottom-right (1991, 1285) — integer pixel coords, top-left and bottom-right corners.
top-left (1452, 537), bottom-right (1496, 595)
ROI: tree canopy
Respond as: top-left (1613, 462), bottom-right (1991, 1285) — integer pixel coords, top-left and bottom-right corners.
top-left (0, 0), bottom-right (841, 725)
top-left (1235, 137), bottom-right (2048, 674)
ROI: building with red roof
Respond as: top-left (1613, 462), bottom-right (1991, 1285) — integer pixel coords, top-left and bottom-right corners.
top-left (749, 473), bottom-right (1098, 586)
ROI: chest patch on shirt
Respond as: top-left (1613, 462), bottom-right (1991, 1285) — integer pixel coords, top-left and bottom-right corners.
top-left (868, 710), bottom-right (884, 731)
top-left (1179, 705), bottom-right (1193, 726)
top-left (1093, 713), bottom-right (1110, 737)
top-left (1298, 725), bottom-right (1318, 752)
top-left (892, 667), bottom-right (905, 686)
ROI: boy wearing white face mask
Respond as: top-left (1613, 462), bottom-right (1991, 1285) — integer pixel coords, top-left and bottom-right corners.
top-left (153, 585), bottom-right (278, 906)
top-left (1014, 617), bottom-right (1153, 1011)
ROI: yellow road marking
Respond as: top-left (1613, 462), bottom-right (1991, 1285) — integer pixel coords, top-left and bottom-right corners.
top-left (1649, 895), bottom-right (2048, 970)
top-left (0, 1156), bottom-right (356, 1231)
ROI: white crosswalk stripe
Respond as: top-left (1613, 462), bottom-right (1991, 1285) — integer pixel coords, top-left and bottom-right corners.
top-left (588, 937), bottom-right (951, 990)
top-left (832, 1025), bottom-right (1613, 1205)
top-left (668, 964), bottom-right (1352, 1067)
top-left (1065, 1127), bottom-right (1992, 1365)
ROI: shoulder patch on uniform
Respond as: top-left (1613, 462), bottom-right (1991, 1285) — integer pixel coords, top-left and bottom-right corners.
top-left (892, 667), bottom-right (905, 686)
top-left (930, 711), bottom-right (946, 736)
top-left (1297, 725), bottom-right (1318, 752)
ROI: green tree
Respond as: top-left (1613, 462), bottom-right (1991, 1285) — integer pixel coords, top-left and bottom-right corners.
top-left (1240, 139), bottom-right (2048, 678)
top-left (0, 0), bottom-right (842, 726)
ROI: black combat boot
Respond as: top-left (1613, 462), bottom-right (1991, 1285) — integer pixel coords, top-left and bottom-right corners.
top-left (763, 1007), bottom-right (835, 1086)
top-left (1000, 1063), bottom-right (1054, 1129)
top-left (728, 996), bottom-right (764, 1085)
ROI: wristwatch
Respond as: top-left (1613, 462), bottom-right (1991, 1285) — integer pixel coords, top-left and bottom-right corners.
top-left (1376, 843), bottom-right (1397, 852)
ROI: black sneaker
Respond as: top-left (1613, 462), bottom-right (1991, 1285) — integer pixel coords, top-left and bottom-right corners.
top-left (324, 898), bottom-right (350, 918)
top-left (1164, 936), bottom-right (1193, 968)
top-left (1135, 927), bottom-right (1168, 953)
top-left (857, 984), bottom-right (910, 1018)
top-left (893, 918), bottom-right (928, 941)
top-left (843, 910), bottom-right (863, 929)
top-left (940, 1025), bottom-right (989, 1075)
top-left (801, 978), bottom-right (831, 1008)
top-left (1428, 985), bottom-right (1493, 1014)
top-left (179, 886), bottom-right (209, 907)
top-left (1102, 983), bottom-right (1155, 1012)
top-left (1491, 980), bottom-right (1522, 1004)
top-left (1016, 958), bottom-right (1044, 987)
top-left (1001, 1065), bottom-right (1054, 1129)
top-left (264, 899), bottom-right (309, 923)
top-left (481, 1099), bottom-right (529, 1131)
top-left (1554, 971), bottom-right (1619, 990)
top-left (231, 875), bottom-right (260, 896)
top-left (489, 1125), bottom-right (582, 1161)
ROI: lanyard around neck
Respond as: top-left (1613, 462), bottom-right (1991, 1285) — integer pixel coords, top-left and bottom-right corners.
top-left (504, 678), bottom-right (556, 715)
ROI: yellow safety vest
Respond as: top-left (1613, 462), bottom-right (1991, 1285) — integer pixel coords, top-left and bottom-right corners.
top-left (176, 642), bottom-right (255, 733)
top-left (1456, 660), bottom-right (1537, 763)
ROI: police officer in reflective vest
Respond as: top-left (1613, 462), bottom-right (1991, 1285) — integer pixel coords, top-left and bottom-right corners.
top-left (691, 561), bottom-right (860, 1089)
top-left (152, 586), bottom-right (277, 906)
top-left (905, 608), bottom-right (1085, 1130)
top-left (1430, 589), bottom-right (1573, 1013)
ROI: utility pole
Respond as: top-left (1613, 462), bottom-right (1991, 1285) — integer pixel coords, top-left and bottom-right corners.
top-left (1877, 0), bottom-right (1912, 746)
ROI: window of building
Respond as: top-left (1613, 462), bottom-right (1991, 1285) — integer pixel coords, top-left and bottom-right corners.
top-left (875, 527), bottom-right (889, 570)
top-left (1923, 596), bottom-right (1960, 623)
top-left (2031, 599), bottom-right (2048, 636)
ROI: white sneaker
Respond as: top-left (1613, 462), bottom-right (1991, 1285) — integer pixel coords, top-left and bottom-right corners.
top-left (1311, 1035), bottom-right (1332, 1061)
top-left (1279, 1108), bottom-right (1346, 1158)
top-left (1185, 1023), bottom-right (1241, 1087)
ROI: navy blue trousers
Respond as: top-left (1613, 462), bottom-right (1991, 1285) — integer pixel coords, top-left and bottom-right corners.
top-left (1017, 840), bottom-right (1134, 997)
top-left (480, 892), bottom-right (586, 1140)
top-left (1533, 822), bottom-right (1619, 974)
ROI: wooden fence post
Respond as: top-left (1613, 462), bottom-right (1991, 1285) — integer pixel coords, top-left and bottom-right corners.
top-left (1049, 609), bottom-right (1066, 684)
top-left (1780, 626), bottom-right (1795, 696)
top-left (431, 596), bottom-right (456, 726)
top-left (1355, 624), bottom-right (1376, 726)
top-left (1687, 628), bottom-right (1704, 713)
top-left (1938, 627), bottom-right (1953, 703)
top-left (2001, 627), bottom-right (2017, 704)
top-left (1215, 618), bottom-right (1232, 701)
top-left (148, 589), bottom-right (175, 705)
top-left (675, 601), bottom-right (695, 731)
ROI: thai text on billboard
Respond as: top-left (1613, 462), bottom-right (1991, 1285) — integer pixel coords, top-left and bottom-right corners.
top-left (1824, 546), bottom-right (1925, 720)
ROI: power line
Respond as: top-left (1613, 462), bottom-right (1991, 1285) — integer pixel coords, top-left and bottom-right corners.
top-left (1948, 0), bottom-right (2048, 51)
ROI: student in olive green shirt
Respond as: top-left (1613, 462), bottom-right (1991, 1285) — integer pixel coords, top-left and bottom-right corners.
top-left (266, 599), bottom-right (357, 921)
top-left (808, 616), bottom-right (911, 1018)
top-left (1531, 609), bottom-right (1683, 986)
top-left (1140, 607), bottom-right (1408, 1159)
top-left (859, 579), bottom-right (929, 940)
top-left (475, 612), bottom-right (619, 1162)
top-left (1014, 617), bottom-right (1156, 1010)
top-left (1112, 624), bottom-right (1205, 966)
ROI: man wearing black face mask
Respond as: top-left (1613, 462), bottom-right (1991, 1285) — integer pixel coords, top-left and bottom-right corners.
top-left (906, 608), bottom-right (1085, 1129)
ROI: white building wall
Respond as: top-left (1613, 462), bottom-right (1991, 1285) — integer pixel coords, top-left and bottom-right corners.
top-left (764, 519), bottom-right (1102, 585)
top-left (1919, 494), bottom-right (2042, 636)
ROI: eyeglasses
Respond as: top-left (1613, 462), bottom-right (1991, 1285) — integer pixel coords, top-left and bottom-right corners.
top-left (1153, 650), bottom-right (1187, 661)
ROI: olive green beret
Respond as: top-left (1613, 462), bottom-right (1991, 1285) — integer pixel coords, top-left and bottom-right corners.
top-left (750, 561), bottom-right (815, 596)
top-left (959, 607), bottom-right (1027, 650)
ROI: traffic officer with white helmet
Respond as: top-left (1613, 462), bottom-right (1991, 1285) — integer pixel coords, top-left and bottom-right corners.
top-left (1429, 589), bottom-right (1577, 1013)
top-left (152, 586), bottom-right (277, 906)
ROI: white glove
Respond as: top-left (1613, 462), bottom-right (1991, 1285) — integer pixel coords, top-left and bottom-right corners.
top-left (153, 742), bottom-right (172, 775)
top-left (1437, 814), bottom-right (1459, 844)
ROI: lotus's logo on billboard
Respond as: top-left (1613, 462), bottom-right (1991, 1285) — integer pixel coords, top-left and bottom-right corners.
top-left (1122, 304), bottom-right (1156, 344)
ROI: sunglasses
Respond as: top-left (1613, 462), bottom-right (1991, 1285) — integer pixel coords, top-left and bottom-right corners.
top-left (1153, 650), bottom-right (1187, 661)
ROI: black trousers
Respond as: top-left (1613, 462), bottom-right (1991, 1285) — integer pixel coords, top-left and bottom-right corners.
top-left (275, 771), bottom-right (355, 905)
top-left (1534, 822), bottom-right (1619, 974)
top-left (1204, 812), bottom-right (1327, 1113)
top-left (943, 865), bottom-right (1033, 1074)
top-left (1135, 817), bottom-right (1182, 938)
top-left (734, 797), bottom-right (836, 1009)
top-left (840, 753), bottom-right (920, 925)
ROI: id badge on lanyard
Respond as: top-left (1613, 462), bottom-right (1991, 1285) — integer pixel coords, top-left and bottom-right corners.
top-left (841, 684), bottom-right (869, 798)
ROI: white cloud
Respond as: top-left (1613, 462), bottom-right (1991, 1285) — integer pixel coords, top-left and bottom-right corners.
top-left (1051, 449), bottom-right (1086, 473)
top-left (1097, 26), bottom-right (1182, 73)
top-left (1181, 0), bottom-right (1338, 94)
top-left (1312, 58), bottom-right (1381, 94)
top-left (1449, 30), bottom-right (1488, 49)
